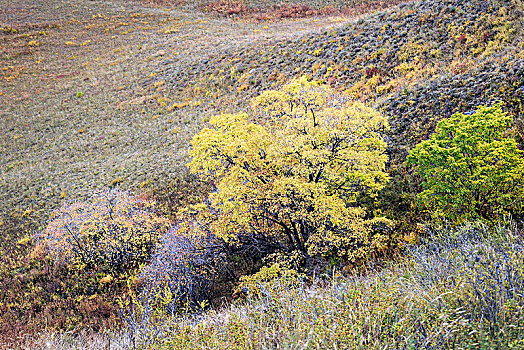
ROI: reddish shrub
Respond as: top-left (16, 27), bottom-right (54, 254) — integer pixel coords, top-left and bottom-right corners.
top-left (36, 190), bottom-right (170, 272)
top-left (203, 0), bottom-right (248, 16)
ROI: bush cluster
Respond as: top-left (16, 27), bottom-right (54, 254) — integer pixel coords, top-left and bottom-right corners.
top-left (137, 211), bottom-right (227, 315)
top-left (234, 262), bottom-right (304, 298)
top-left (115, 77), bottom-right (396, 322)
top-left (36, 190), bottom-right (170, 272)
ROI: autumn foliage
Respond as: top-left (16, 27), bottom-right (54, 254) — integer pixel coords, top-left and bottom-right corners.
top-left (189, 77), bottom-right (393, 266)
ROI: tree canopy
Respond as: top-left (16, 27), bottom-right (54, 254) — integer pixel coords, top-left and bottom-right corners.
top-left (189, 77), bottom-right (392, 263)
top-left (408, 104), bottom-right (524, 221)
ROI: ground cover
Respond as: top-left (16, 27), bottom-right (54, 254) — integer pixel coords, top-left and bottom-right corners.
top-left (27, 223), bottom-right (524, 349)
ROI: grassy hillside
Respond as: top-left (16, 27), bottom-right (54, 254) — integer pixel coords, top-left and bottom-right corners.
top-left (136, 223), bottom-right (524, 349)
top-left (145, 0), bottom-right (523, 222)
top-left (150, 0), bottom-right (523, 157)
top-left (1, 0), bottom-right (523, 348)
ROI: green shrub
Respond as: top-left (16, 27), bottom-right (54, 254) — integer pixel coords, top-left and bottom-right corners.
top-left (407, 104), bottom-right (524, 222)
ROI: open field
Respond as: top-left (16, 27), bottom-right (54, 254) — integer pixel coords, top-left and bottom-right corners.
top-left (1, 0), bottom-right (357, 222)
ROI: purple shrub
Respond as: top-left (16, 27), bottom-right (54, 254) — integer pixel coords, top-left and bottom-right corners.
top-left (138, 221), bottom-right (227, 315)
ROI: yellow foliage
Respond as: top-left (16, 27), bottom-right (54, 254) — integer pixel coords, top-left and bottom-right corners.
top-left (234, 263), bottom-right (303, 298)
top-left (99, 275), bottom-right (113, 284)
top-left (189, 77), bottom-right (392, 262)
top-left (16, 236), bottom-right (31, 246)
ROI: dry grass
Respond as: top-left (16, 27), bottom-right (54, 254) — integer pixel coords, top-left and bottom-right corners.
top-left (26, 222), bottom-right (524, 349)
top-left (19, 330), bottom-right (130, 350)
top-left (0, 0), bottom-right (358, 222)
top-left (202, 0), bottom-right (411, 20)
top-left (135, 223), bottom-right (524, 349)
top-left (2, 0), bottom-right (522, 347)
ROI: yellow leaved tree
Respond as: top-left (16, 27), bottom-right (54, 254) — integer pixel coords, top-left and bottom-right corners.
top-left (189, 77), bottom-right (393, 265)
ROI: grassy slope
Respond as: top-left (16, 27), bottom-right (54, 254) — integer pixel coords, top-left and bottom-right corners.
top-left (150, 223), bottom-right (524, 349)
top-left (156, 0), bottom-right (523, 222)
top-left (1, 0), bottom-right (523, 347)
top-left (0, 0), bottom-right (359, 228)
top-left (27, 223), bottom-right (524, 349)
top-left (151, 0), bottom-right (523, 159)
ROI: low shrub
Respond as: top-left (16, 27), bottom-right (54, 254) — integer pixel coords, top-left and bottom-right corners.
top-left (36, 190), bottom-right (170, 272)
top-left (117, 207), bottom-right (229, 346)
top-left (202, 0), bottom-right (247, 16)
top-left (234, 262), bottom-right (305, 298)
top-left (137, 215), bottom-right (227, 316)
